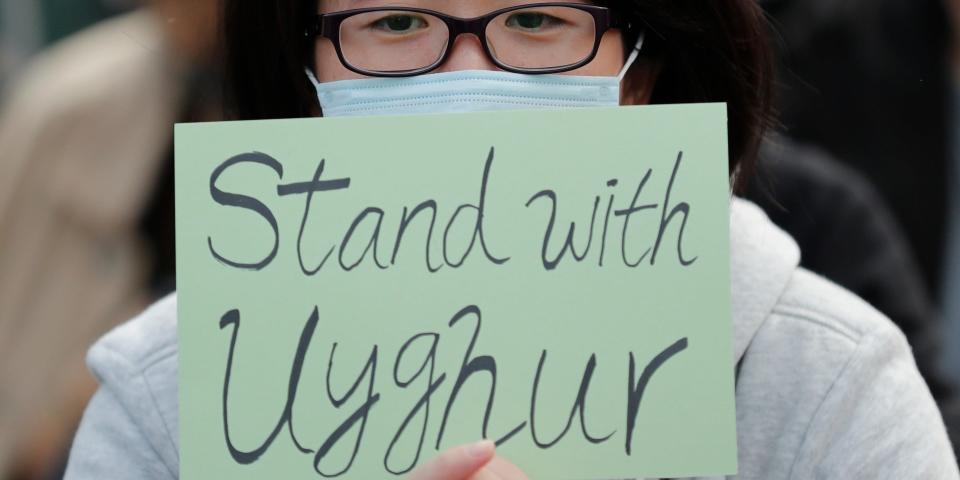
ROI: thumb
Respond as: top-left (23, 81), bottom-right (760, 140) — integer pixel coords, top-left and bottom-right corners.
top-left (409, 440), bottom-right (496, 480)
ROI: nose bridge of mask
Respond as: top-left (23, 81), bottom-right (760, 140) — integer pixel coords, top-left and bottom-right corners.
top-left (306, 30), bottom-right (646, 117)
top-left (309, 70), bottom-right (622, 117)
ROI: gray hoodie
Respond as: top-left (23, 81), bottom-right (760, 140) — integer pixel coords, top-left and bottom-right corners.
top-left (64, 199), bottom-right (959, 479)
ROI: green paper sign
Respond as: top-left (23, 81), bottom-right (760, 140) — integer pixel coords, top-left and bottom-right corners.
top-left (175, 104), bottom-right (737, 479)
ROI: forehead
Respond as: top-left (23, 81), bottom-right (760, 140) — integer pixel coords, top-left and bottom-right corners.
top-left (318, 0), bottom-right (594, 15)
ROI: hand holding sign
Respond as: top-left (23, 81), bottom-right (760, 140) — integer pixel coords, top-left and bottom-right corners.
top-left (175, 105), bottom-right (736, 479)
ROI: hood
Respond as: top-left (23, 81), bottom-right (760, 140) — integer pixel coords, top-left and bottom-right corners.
top-left (729, 198), bottom-right (801, 362)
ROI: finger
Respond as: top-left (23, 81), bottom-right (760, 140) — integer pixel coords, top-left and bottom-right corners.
top-left (409, 440), bottom-right (496, 480)
top-left (485, 455), bottom-right (530, 480)
top-left (468, 468), bottom-right (504, 480)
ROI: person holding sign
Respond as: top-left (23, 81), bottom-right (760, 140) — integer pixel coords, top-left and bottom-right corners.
top-left (65, 1), bottom-right (957, 479)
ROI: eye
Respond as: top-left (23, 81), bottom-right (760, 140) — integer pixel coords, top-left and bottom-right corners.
top-left (505, 12), bottom-right (562, 31)
top-left (372, 14), bottom-right (428, 33)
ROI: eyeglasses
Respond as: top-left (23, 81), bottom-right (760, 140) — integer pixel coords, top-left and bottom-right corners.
top-left (305, 3), bottom-right (627, 78)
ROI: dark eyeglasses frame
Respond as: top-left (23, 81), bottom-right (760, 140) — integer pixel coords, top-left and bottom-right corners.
top-left (305, 3), bottom-right (628, 78)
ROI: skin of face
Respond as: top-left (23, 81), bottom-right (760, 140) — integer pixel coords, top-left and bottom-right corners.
top-left (314, 0), bottom-right (657, 105)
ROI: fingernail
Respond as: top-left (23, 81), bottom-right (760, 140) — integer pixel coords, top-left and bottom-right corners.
top-left (467, 440), bottom-right (494, 458)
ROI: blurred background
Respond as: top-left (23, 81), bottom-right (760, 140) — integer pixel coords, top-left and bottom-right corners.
top-left (0, 0), bottom-right (959, 478)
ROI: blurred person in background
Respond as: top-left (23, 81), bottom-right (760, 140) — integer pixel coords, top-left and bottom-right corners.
top-left (755, 0), bottom-right (960, 440)
top-left (0, 0), bottom-right (44, 90)
top-left (0, 0), bottom-right (219, 477)
top-left (761, 0), bottom-right (952, 295)
top-left (944, 0), bottom-right (960, 394)
top-left (0, 0), bottom-right (134, 91)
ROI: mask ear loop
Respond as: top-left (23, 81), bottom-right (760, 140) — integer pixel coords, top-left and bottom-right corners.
top-left (305, 67), bottom-right (322, 89)
top-left (617, 30), bottom-right (646, 82)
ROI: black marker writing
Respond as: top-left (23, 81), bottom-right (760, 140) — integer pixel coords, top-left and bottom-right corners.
top-left (208, 152), bottom-right (284, 270)
top-left (526, 152), bottom-right (698, 269)
top-left (625, 337), bottom-right (689, 455)
top-left (529, 352), bottom-right (614, 448)
top-left (219, 305), bottom-right (689, 475)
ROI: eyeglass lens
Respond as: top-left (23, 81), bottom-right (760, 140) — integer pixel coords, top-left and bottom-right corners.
top-left (337, 6), bottom-right (598, 74)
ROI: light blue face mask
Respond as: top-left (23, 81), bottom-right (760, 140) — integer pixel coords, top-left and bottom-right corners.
top-left (307, 32), bottom-right (645, 117)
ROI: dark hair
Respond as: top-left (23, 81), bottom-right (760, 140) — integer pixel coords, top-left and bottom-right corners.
top-left (222, 0), bottom-right (774, 189)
